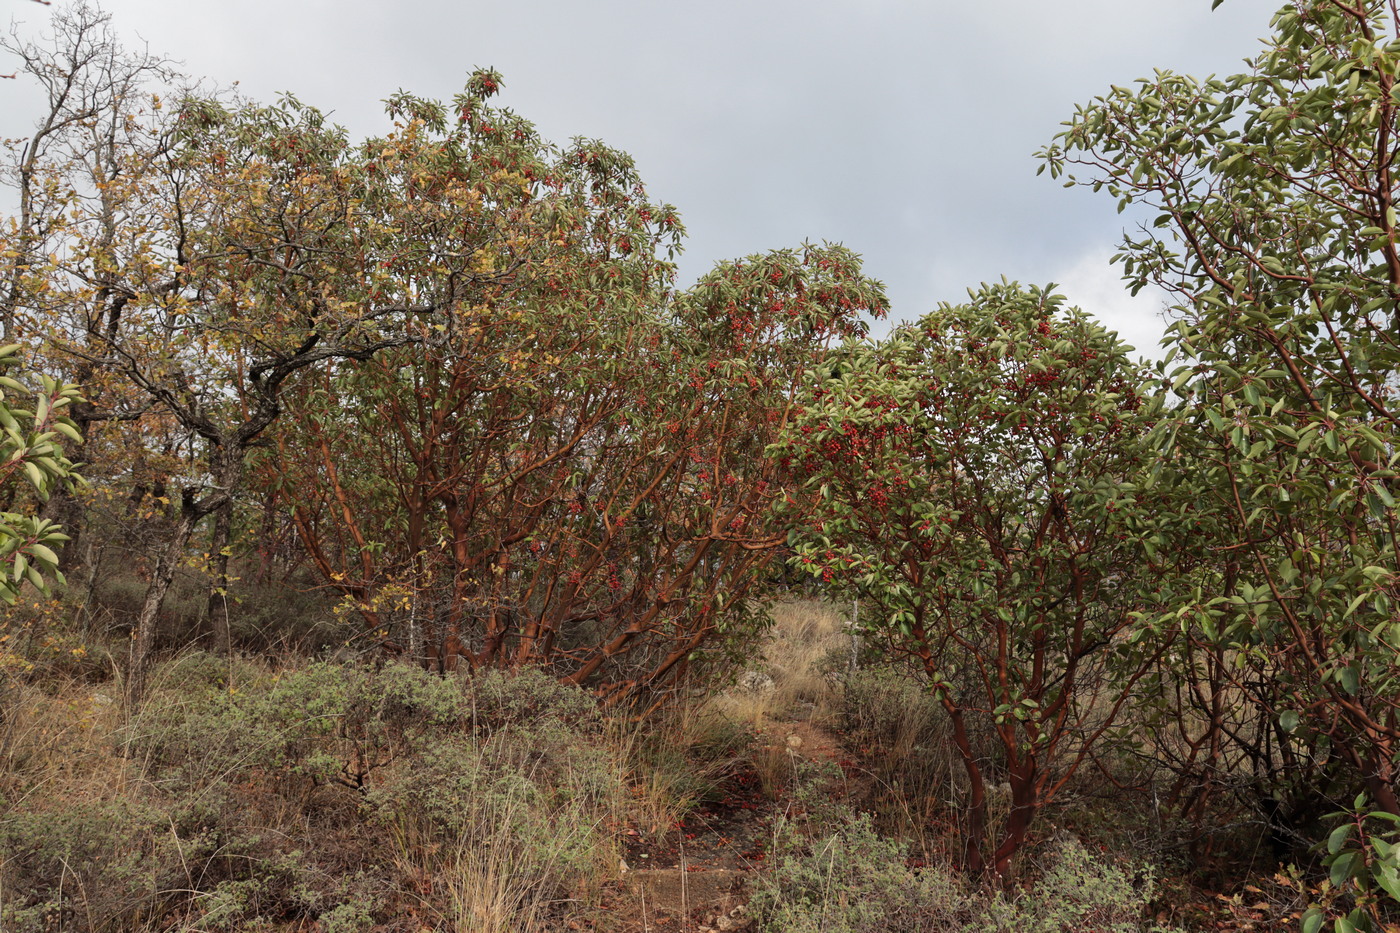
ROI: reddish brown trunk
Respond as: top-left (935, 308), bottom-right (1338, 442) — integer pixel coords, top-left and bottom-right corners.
top-left (441, 633), bottom-right (465, 673)
top-left (943, 701), bottom-right (989, 877)
top-left (1364, 749), bottom-right (1400, 817)
top-left (991, 760), bottom-right (1039, 883)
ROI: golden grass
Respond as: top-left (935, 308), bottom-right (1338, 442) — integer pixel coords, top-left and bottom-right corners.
top-left (393, 785), bottom-right (616, 933)
top-left (0, 674), bottom-right (127, 806)
top-left (711, 598), bottom-right (853, 729)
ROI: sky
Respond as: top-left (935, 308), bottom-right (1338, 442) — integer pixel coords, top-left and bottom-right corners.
top-left (2, 0), bottom-right (1284, 359)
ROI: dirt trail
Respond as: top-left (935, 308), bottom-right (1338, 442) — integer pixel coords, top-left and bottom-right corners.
top-left (591, 717), bottom-right (858, 933)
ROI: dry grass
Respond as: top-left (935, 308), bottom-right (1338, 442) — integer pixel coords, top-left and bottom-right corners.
top-left (600, 601), bottom-right (853, 840)
top-left (712, 598), bottom-right (854, 729)
top-left (751, 741), bottom-right (798, 801)
top-left (609, 700), bottom-right (751, 839)
top-left (392, 777), bottom-right (617, 933)
top-left (637, 599), bottom-right (854, 806)
top-left (0, 675), bottom-right (127, 806)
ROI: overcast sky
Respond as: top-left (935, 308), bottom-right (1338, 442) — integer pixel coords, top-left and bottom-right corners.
top-left (3, 0), bottom-right (1283, 357)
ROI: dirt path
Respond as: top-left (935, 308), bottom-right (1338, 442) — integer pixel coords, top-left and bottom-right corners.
top-left (589, 717), bottom-right (859, 933)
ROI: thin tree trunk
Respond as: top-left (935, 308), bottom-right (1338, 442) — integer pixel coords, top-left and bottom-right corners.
top-left (127, 500), bottom-right (202, 707)
top-left (204, 498), bottom-right (233, 656)
top-left (991, 760), bottom-right (1039, 883)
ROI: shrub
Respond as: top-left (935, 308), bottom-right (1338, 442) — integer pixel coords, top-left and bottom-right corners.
top-left (127, 659), bottom-right (470, 793)
top-left (5, 653), bottom-right (621, 931)
top-left (468, 666), bottom-right (601, 733)
top-left (366, 693), bottom-right (620, 930)
top-left (987, 837), bottom-right (1183, 933)
top-left (751, 811), bottom-right (972, 933)
top-left (0, 797), bottom-right (186, 933)
top-left (753, 810), bottom-right (1183, 933)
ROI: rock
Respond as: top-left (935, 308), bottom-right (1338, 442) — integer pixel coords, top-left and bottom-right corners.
top-left (785, 733), bottom-right (803, 750)
top-left (738, 671), bottom-right (775, 693)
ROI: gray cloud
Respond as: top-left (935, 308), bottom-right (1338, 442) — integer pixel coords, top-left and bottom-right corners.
top-left (3, 0), bottom-right (1282, 346)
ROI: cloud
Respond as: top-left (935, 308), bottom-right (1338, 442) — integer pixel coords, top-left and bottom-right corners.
top-left (1052, 246), bottom-right (1173, 362)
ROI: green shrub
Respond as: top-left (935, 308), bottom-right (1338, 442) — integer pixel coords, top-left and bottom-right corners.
top-left (988, 837), bottom-right (1183, 933)
top-left (13, 659), bottom-right (617, 930)
top-left (318, 896), bottom-right (376, 933)
top-left (751, 811), bottom-right (972, 933)
top-left (128, 659), bottom-right (470, 792)
top-left (0, 798), bottom-right (186, 933)
top-left (753, 813), bottom-right (1183, 933)
top-left (361, 717), bottom-right (619, 931)
top-left (468, 666), bottom-right (601, 732)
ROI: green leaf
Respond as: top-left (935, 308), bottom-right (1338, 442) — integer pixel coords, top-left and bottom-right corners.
top-left (21, 460), bottom-right (44, 491)
top-left (28, 543), bottom-right (58, 566)
top-left (1331, 850), bottom-right (1360, 887)
top-left (1340, 665), bottom-right (1360, 695)
top-left (1374, 865), bottom-right (1400, 901)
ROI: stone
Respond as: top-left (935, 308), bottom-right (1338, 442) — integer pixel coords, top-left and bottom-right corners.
top-left (738, 671), bottom-right (775, 693)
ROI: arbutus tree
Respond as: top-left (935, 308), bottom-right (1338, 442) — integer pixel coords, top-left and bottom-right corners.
top-left (548, 242), bottom-right (886, 701)
top-left (260, 84), bottom-right (685, 672)
top-left (1042, 0), bottom-right (1400, 838)
top-left (261, 100), bottom-right (890, 696)
top-left (4, 45), bottom-right (476, 701)
top-left (1, 3), bottom-right (180, 572)
top-left (777, 282), bottom-right (1169, 880)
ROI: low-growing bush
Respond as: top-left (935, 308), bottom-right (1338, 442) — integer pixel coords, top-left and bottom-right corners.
top-left (127, 659), bottom-right (470, 794)
top-left (0, 655), bottom-right (626, 932)
top-left (751, 811), bottom-right (972, 933)
top-left (365, 672), bottom-right (620, 931)
top-left (468, 666), bottom-right (602, 733)
top-left (753, 807), bottom-right (1183, 933)
top-left (987, 837), bottom-right (1181, 933)
top-left (0, 797), bottom-right (188, 933)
